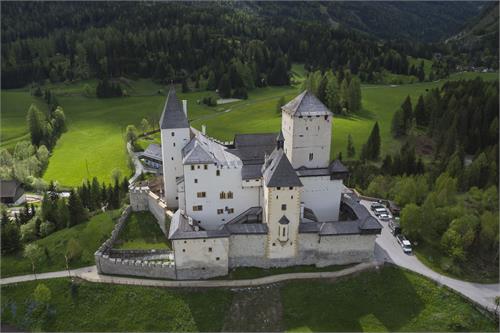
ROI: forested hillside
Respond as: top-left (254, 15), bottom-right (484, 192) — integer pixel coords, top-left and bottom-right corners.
top-left (243, 1), bottom-right (484, 42)
top-left (0, 1), bottom-right (488, 89)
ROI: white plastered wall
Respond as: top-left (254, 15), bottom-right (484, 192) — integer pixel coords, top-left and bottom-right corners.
top-left (161, 127), bottom-right (191, 209)
top-left (300, 176), bottom-right (343, 221)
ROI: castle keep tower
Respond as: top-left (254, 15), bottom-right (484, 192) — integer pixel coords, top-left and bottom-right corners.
top-left (160, 88), bottom-right (190, 208)
top-left (262, 141), bottom-right (303, 259)
top-left (281, 91), bottom-right (333, 169)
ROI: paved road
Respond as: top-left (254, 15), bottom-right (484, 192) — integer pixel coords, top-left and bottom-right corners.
top-left (1, 262), bottom-right (378, 288)
top-left (127, 142), bottom-right (145, 184)
top-left (0, 266), bottom-right (95, 285)
top-left (355, 196), bottom-right (500, 315)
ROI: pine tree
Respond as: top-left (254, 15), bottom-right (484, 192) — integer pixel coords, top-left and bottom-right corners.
top-left (68, 190), bottom-right (88, 227)
top-left (348, 77), bottom-right (362, 113)
top-left (325, 73), bottom-right (340, 113)
top-left (391, 108), bottom-right (406, 138)
top-left (361, 122), bottom-right (381, 161)
top-left (207, 71), bottom-right (216, 90)
top-left (181, 77), bottom-right (189, 93)
top-left (401, 95), bottom-right (413, 130)
top-left (27, 104), bottom-right (45, 146)
top-left (414, 95), bottom-right (426, 127)
top-left (347, 134), bottom-right (355, 158)
top-left (90, 177), bottom-right (101, 211)
top-left (268, 58), bottom-right (289, 86)
top-left (217, 74), bottom-right (231, 98)
top-left (276, 96), bottom-right (285, 114)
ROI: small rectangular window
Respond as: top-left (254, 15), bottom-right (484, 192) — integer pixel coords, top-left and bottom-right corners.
top-left (309, 153), bottom-right (313, 161)
top-left (216, 257), bottom-right (220, 261)
top-left (171, 132), bottom-right (175, 137)
top-left (197, 165), bottom-right (200, 169)
top-left (193, 205), bottom-right (203, 211)
top-left (191, 165), bottom-right (195, 170)
top-left (208, 247), bottom-right (212, 252)
top-left (194, 179), bottom-right (198, 183)
top-left (227, 191), bottom-right (233, 199)
top-left (217, 209), bottom-right (223, 214)
top-left (204, 165), bottom-right (208, 170)
top-left (227, 208), bottom-right (234, 214)
top-left (282, 204), bottom-right (287, 211)
top-left (216, 170), bottom-right (220, 176)
top-left (173, 142), bottom-right (176, 147)
top-left (220, 192), bottom-right (226, 199)
top-left (289, 187), bottom-right (293, 190)
top-left (277, 187), bottom-right (281, 190)
top-left (197, 192), bottom-right (206, 198)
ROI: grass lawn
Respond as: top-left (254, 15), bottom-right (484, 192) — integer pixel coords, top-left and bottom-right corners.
top-left (0, 278), bottom-right (231, 332)
top-left (114, 211), bottom-right (170, 250)
top-left (222, 263), bottom-right (354, 280)
top-left (281, 266), bottom-right (497, 332)
top-left (1, 70), bottom-right (496, 186)
top-left (414, 242), bottom-right (499, 283)
top-left (0, 210), bottom-right (121, 278)
top-left (0, 90), bottom-right (48, 150)
top-left (1, 266), bottom-right (496, 332)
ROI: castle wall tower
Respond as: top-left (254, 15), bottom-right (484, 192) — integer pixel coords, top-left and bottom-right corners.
top-left (160, 88), bottom-right (191, 209)
top-left (281, 91), bottom-right (333, 169)
top-left (262, 146), bottom-right (303, 259)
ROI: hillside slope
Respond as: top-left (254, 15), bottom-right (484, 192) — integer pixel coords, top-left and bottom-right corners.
top-left (242, 1), bottom-right (484, 42)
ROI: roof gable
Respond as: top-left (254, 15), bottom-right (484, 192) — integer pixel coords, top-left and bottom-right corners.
top-left (159, 88), bottom-right (189, 129)
top-left (282, 90), bottom-right (332, 117)
top-left (262, 149), bottom-right (302, 187)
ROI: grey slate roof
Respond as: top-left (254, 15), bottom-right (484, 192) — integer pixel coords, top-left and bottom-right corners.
top-left (139, 143), bottom-right (162, 162)
top-left (278, 215), bottom-right (290, 225)
top-left (234, 133), bottom-right (278, 148)
top-left (298, 194), bottom-right (382, 236)
top-left (242, 164), bottom-right (264, 180)
top-left (168, 210), bottom-right (229, 240)
top-left (223, 223), bottom-right (268, 235)
top-left (0, 180), bottom-right (24, 199)
top-left (282, 90), bottom-right (333, 117)
top-left (159, 88), bottom-right (189, 129)
top-left (223, 207), bottom-right (267, 235)
top-left (182, 133), bottom-right (241, 167)
top-left (329, 159), bottom-right (349, 174)
top-left (262, 148), bottom-right (303, 188)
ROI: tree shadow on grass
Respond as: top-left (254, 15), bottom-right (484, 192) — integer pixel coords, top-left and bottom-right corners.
top-left (335, 107), bottom-right (377, 122)
top-left (281, 266), bottom-right (424, 332)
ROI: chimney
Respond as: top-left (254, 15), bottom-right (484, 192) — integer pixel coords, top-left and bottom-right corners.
top-left (202, 124), bottom-right (206, 135)
top-left (182, 100), bottom-right (187, 117)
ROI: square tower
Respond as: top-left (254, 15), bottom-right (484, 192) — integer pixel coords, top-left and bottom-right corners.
top-left (281, 91), bottom-right (333, 169)
top-left (160, 88), bottom-right (191, 209)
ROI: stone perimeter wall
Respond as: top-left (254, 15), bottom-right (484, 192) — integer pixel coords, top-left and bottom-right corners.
top-left (114, 185), bottom-right (377, 280)
top-left (94, 205), bottom-right (177, 279)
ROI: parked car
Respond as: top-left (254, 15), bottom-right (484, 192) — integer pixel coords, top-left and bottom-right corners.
top-left (389, 218), bottom-right (401, 235)
top-left (370, 202), bottom-right (385, 211)
top-left (374, 207), bottom-right (388, 216)
top-left (396, 234), bottom-right (412, 254)
top-left (379, 213), bottom-right (391, 221)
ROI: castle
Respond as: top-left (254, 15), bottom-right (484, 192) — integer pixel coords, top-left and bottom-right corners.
top-left (122, 88), bottom-right (382, 280)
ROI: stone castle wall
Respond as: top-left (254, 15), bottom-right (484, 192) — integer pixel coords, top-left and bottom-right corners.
top-left (94, 205), bottom-right (176, 279)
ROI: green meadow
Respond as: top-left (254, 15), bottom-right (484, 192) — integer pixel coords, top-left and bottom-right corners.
top-left (1, 266), bottom-right (496, 332)
top-left (0, 70), bottom-right (496, 187)
top-left (0, 210), bottom-right (121, 278)
top-left (114, 211), bottom-right (171, 250)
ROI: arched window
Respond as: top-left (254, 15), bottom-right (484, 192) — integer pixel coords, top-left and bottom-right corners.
top-left (219, 192), bottom-right (226, 199)
top-left (227, 191), bottom-right (233, 199)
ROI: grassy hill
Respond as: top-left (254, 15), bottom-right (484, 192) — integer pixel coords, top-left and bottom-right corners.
top-left (0, 70), bottom-right (497, 187)
top-left (0, 210), bottom-right (121, 278)
top-left (0, 91), bottom-right (48, 150)
top-left (1, 266), bottom-right (496, 332)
